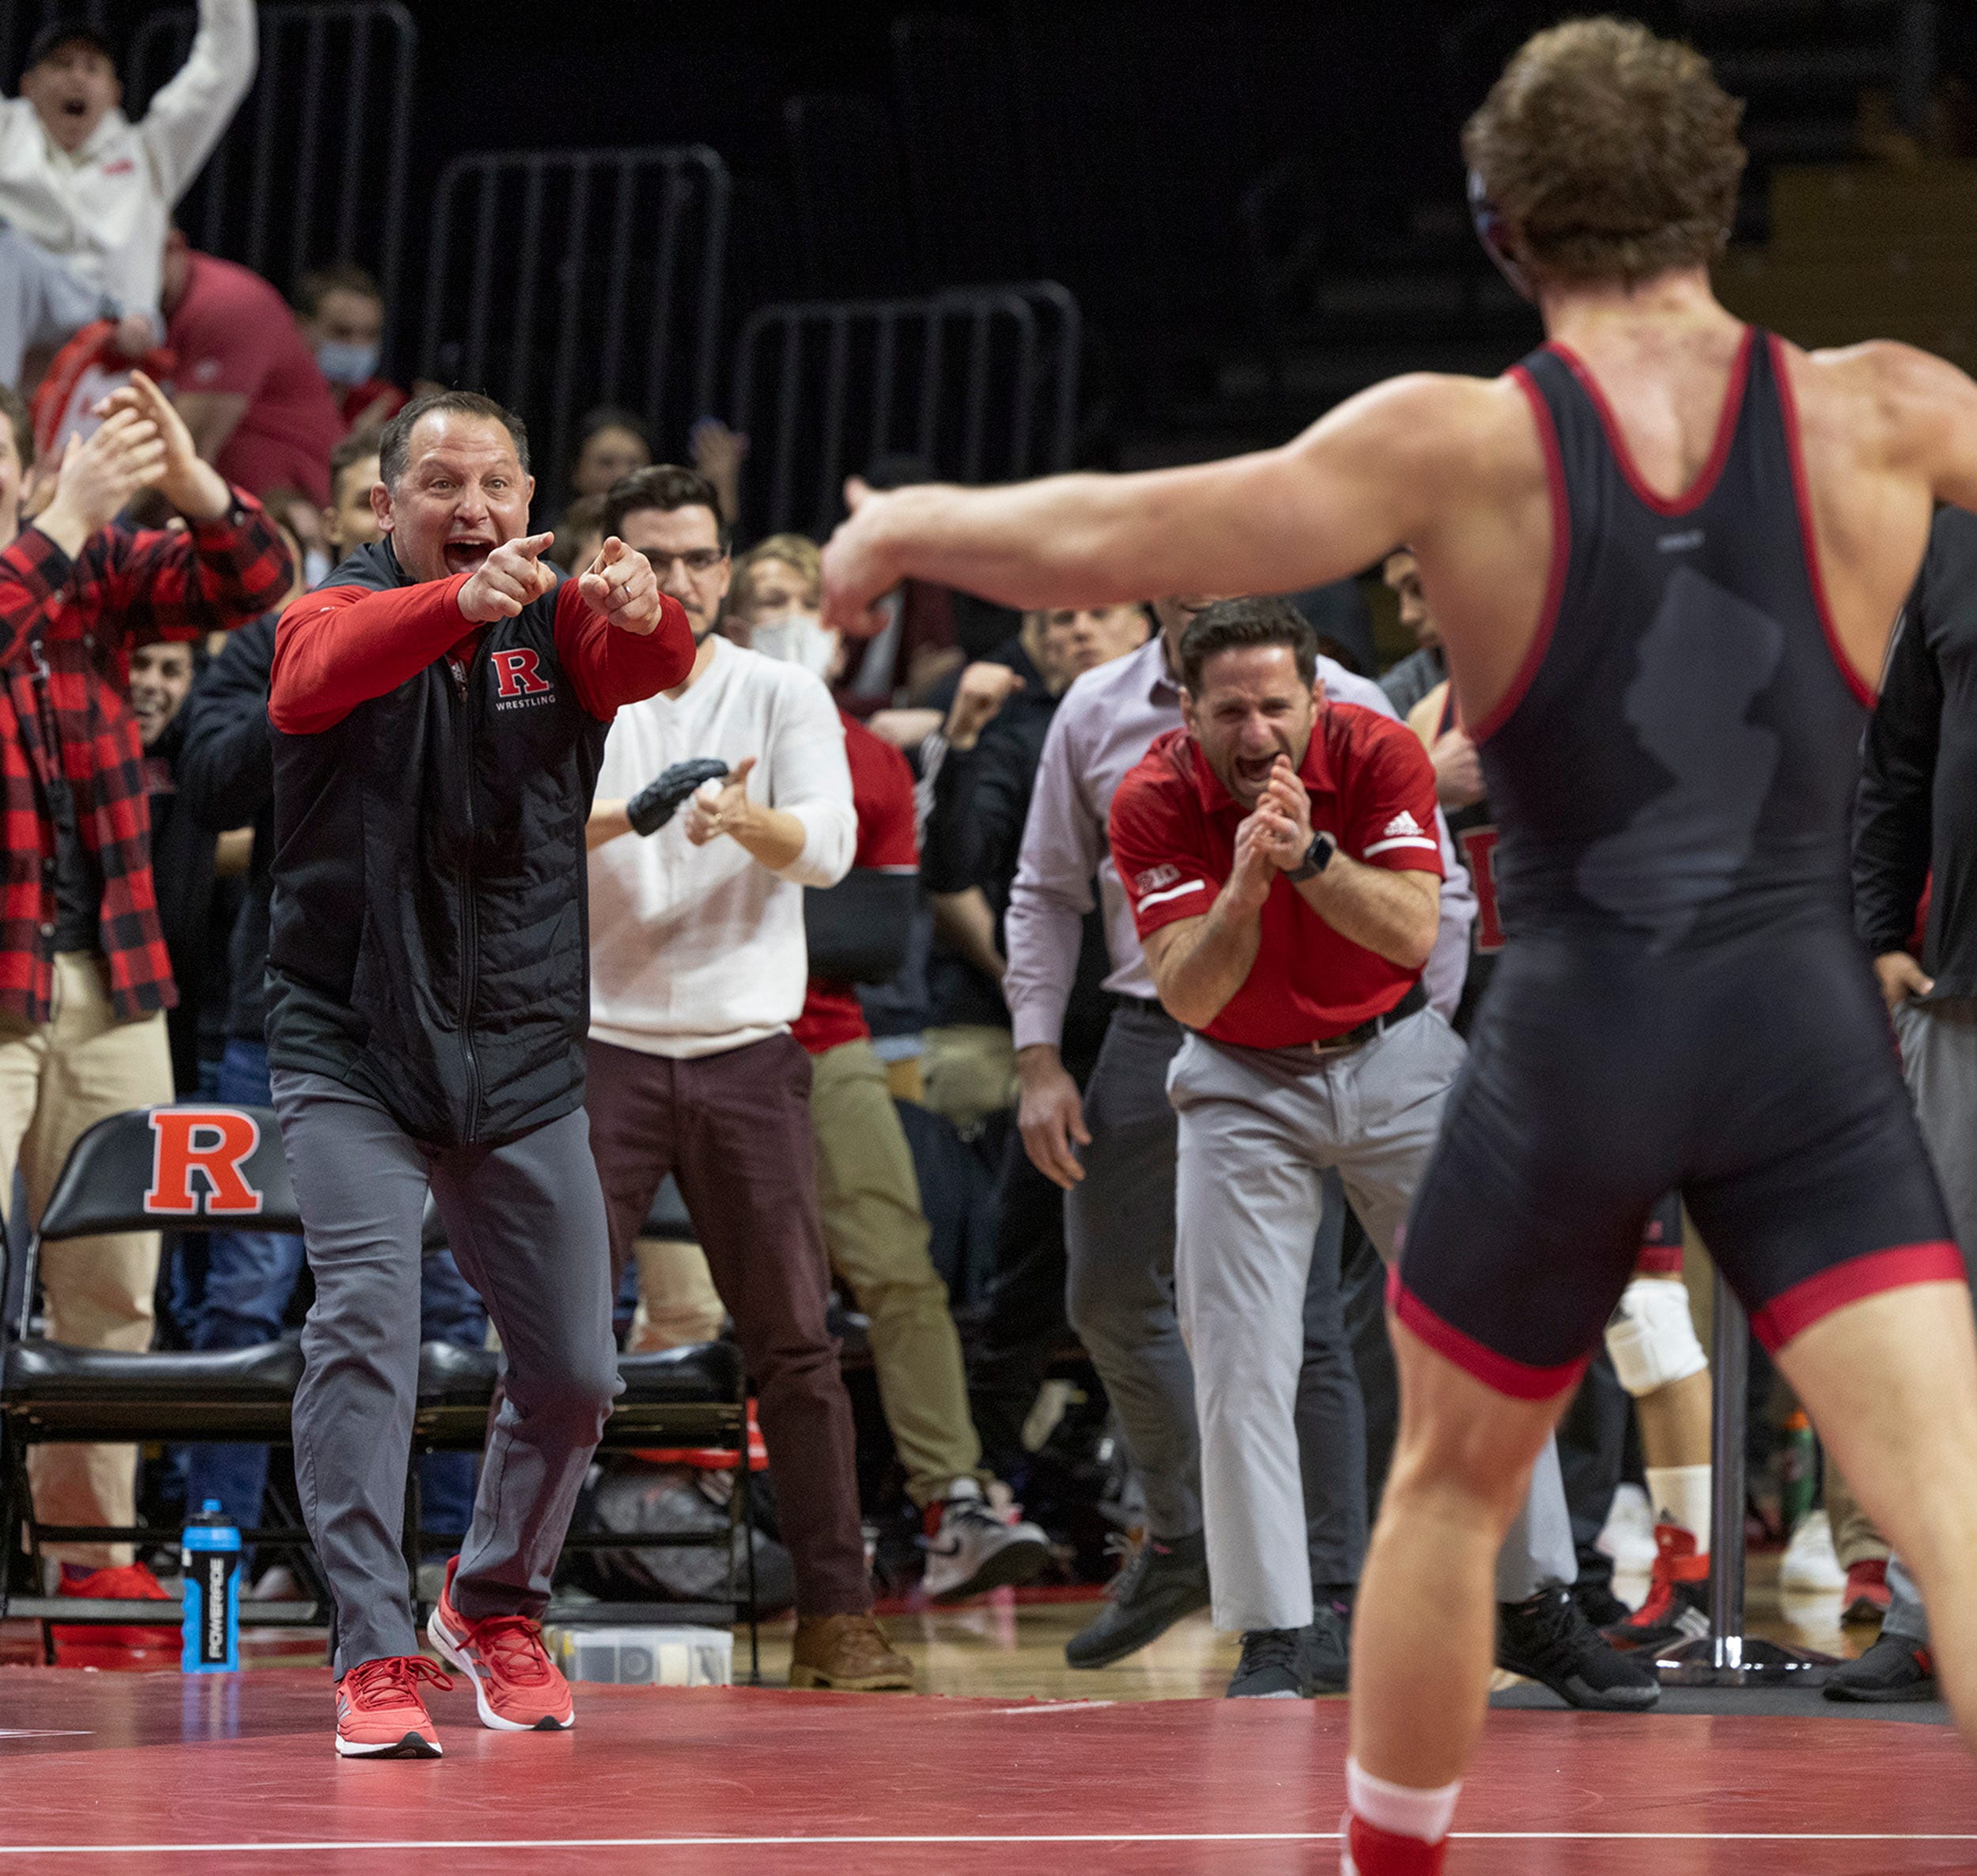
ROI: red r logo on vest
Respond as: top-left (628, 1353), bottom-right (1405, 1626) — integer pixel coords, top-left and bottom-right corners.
top-left (491, 648), bottom-right (555, 707)
top-left (1459, 824), bottom-right (1505, 955)
top-left (145, 1110), bottom-right (265, 1216)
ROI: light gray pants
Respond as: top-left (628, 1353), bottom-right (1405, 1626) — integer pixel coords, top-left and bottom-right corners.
top-left (1171, 1013), bottom-right (1577, 1634)
top-left (1064, 1002), bottom-right (1369, 1586)
top-left (272, 1071), bottom-right (621, 1674)
top-left (1877, 999), bottom-right (1977, 1648)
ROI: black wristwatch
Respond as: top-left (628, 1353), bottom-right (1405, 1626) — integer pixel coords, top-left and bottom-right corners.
top-left (1287, 831), bottom-right (1335, 883)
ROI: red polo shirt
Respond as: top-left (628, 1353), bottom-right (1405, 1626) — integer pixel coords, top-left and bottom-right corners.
top-left (792, 712), bottom-right (919, 1055)
top-left (1109, 704), bottom-right (1442, 1048)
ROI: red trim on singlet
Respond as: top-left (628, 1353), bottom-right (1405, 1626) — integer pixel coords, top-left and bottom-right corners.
top-left (1472, 365), bottom-right (1569, 745)
top-left (1749, 1239), bottom-right (1965, 1354)
top-left (1634, 1242), bottom-right (1685, 1277)
top-left (1548, 326), bottom-right (1754, 518)
top-left (1769, 331), bottom-right (1880, 710)
top-left (1386, 1266), bottom-right (1591, 1402)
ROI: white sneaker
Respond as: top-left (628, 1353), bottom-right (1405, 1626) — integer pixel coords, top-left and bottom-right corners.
top-left (1780, 1509), bottom-right (1847, 1592)
top-left (921, 1482), bottom-right (1050, 1604)
top-left (1596, 1482), bottom-right (1658, 1573)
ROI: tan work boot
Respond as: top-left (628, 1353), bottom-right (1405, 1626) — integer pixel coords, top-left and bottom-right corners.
top-left (788, 1613), bottom-right (916, 1691)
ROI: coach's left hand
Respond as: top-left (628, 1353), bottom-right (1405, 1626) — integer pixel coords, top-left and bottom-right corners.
top-left (580, 535), bottom-right (663, 635)
top-left (96, 369), bottom-right (230, 521)
top-left (1254, 755), bottom-right (1314, 869)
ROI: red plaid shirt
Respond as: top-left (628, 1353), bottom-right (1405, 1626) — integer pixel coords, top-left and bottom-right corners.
top-left (0, 492), bottom-right (290, 1023)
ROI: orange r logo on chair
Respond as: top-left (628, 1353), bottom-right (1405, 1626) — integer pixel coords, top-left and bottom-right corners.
top-left (145, 1110), bottom-right (265, 1216)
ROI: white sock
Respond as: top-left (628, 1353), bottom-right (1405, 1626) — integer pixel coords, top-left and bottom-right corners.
top-left (1347, 1757), bottom-right (1461, 1844)
top-left (1646, 1464), bottom-right (1712, 1553)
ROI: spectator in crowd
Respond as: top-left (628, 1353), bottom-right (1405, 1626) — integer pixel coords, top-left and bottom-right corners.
top-left (691, 417), bottom-right (749, 539)
top-left (724, 533), bottom-right (837, 672)
top-left (258, 486), bottom-right (332, 590)
top-left (292, 263), bottom-right (406, 434)
top-left (550, 494), bottom-right (608, 577)
top-left (173, 435), bottom-right (486, 1591)
top-left (161, 229), bottom-right (346, 505)
top-left (728, 534), bottom-right (1053, 1601)
top-left (1377, 547), bottom-right (1446, 717)
top-left (320, 429), bottom-right (380, 569)
top-left (1005, 592), bottom-right (1473, 1670)
top-left (0, 223), bottom-right (134, 392)
top-left (1831, 505), bottom-right (1977, 1700)
top-left (0, 3), bottom-right (257, 336)
top-left (583, 465), bottom-right (915, 1689)
top-left (918, 607), bottom-right (1150, 1129)
top-left (265, 389), bottom-right (691, 1753)
top-left (567, 407), bottom-right (652, 505)
top-left (1110, 599), bottom-right (1651, 1711)
top-left (0, 372), bottom-right (287, 1644)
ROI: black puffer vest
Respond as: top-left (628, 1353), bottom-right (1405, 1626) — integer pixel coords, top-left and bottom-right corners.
top-left (266, 541), bottom-right (607, 1145)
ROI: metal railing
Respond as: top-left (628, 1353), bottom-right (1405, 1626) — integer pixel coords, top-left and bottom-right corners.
top-left (127, 2), bottom-right (415, 312)
top-left (731, 282), bottom-right (1080, 539)
top-left (418, 146), bottom-right (731, 488)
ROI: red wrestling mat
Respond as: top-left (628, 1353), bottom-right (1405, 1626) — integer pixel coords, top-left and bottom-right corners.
top-left (0, 1669), bottom-right (1971, 1874)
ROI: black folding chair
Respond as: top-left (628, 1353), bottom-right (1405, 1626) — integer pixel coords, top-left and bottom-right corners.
top-left (0, 1104), bottom-right (322, 1657)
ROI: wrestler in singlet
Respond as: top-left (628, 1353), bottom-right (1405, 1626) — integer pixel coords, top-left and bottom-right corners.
top-left (1393, 327), bottom-right (1960, 1394)
top-left (1426, 683), bottom-right (1685, 1273)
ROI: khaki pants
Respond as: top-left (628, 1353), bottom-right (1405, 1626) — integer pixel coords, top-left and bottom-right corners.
top-left (810, 1037), bottom-right (984, 1506)
top-left (0, 953), bottom-right (172, 1567)
top-left (919, 1023), bottom-right (1017, 1131)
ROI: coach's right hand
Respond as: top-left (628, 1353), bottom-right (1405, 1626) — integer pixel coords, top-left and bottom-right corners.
top-left (1017, 1043), bottom-right (1091, 1189)
top-left (459, 531), bottom-right (558, 621)
top-left (33, 409), bottom-right (168, 557)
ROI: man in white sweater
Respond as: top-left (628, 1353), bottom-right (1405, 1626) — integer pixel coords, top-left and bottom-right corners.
top-left (2, 2), bottom-right (257, 337)
top-left (584, 465), bottom-right (915, 1693)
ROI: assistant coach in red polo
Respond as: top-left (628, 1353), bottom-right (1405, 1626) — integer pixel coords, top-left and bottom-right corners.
top-left (1107, 597), bottom-right (1654, 1712)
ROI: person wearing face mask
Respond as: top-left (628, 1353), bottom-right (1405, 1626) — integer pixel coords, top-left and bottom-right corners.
top-left (582, 466), bottom-right (916, 1690)
top-left (161, 229), bottom-right (346, 505)
top-left (292, 263), bottom-right (406, 435)
top-left (728, 533), bottom-right (840, 676)
top-left (265, 390), bottom-right (692, 1757)
top-left (0, 5), bottom-right (256, 341)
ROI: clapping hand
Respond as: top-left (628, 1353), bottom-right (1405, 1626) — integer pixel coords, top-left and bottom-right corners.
top-left (33, 408), bottom-right (168, 555)
top-left (578, 535), bottom-right (663, 635)
top-left (95, 369), bottom-right (229, 520)
top-left (944, 661), bottom-right (1026, 751)
top-left (683, 757), bottom-right (759, 846)
top-left (1252, 755), bottom-right (1314, 870)
top-left (459, 532), bottom-right (558, 621)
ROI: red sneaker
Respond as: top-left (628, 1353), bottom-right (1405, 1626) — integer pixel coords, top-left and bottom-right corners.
top-left (334, 1655), bottom-right (452, 1759)
top-left (425, 1556), bottom-right (574, 1732)
top-left (1344, 1812), bottom-right (1447, 1874)
top-left (51, 1561), bottom-right (180, 1649)
top-left (1599, 1524), bottom-right (1710, 1651)
top-left (1843, 1558), bottom-right (1892, 1626)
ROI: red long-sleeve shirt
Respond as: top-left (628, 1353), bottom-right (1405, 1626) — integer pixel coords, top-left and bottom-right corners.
top-left (269, 569), bottom-right (692, 735)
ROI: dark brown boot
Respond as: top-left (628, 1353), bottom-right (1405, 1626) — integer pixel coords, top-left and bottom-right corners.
top-left (788, 1613), bottom-right (916, 1691)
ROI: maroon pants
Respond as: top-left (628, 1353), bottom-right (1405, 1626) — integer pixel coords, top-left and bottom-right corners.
top-left (584, 1032), bottom-right (871, 1617)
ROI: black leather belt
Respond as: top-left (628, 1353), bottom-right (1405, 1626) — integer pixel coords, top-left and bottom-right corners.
top-left (1309, 981), bottom-right (1427, 1055)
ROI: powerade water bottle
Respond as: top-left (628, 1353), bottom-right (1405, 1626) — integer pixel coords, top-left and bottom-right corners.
top-left (181, 1499), bottom-right (240, 1673)
top-left (1779, 1409), bottom-right (1817, 1536)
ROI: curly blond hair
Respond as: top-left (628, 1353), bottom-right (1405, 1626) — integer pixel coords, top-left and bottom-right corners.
top-left (1463, 17), bottom-right (1746, 287)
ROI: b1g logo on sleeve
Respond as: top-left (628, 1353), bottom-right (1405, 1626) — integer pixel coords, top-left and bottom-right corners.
top-left (490, 647), bottom-right (557, 710)
top-left (145, 1110), bottom-right (264, 1216)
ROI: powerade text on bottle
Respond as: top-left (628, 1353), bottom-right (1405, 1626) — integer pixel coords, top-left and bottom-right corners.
top-left (181, 1498), bottom-right (240, 1672)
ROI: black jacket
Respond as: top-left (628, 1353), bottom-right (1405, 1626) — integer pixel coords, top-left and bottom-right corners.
top-left (266, 541), bottom-right (667, 1145)
top-left (177, 611), bottom-right (278, 1046)
top-left (1855, 506), bottom-right (1977, 1000)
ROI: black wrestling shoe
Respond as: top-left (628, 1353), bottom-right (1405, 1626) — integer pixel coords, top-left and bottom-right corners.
top-left (1306, 1600), bottom-right (1351, 1693)
top-left (1497, 1586), bottom-right (1661, 1711)
top-left (1227, 1627), bottom-right (1311, 1699)
top-left (1824, 1633), bottom-right (1937, 1703)
top-left (1064, 1530), bottom-right (1210, 1669)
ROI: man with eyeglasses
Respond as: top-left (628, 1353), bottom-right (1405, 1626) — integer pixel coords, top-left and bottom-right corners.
top-left (582, 464), bottom-right (916, 1693)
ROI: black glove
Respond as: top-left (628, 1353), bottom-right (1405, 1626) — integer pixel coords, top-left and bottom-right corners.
top-left (627, 758), bottom-right (731, 837)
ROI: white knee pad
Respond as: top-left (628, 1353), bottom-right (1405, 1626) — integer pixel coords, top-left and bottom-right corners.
top-left (1605, 1277), bottom-right (1707, 1397)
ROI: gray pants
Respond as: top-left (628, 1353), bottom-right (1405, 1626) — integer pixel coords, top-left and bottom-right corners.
top-left (272, 1071), bottom-right (620, 1674)
top-left (1065, 1001), bottom-right (1367, 1586)
top-left (1877, 999), bottom-right (1977, 1647)
top-left (1170, 1013), bottom-right (1577, 1634)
